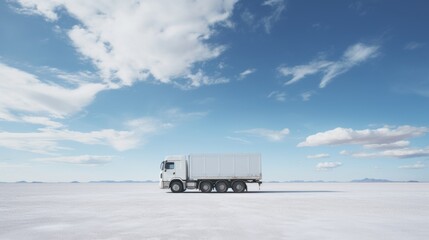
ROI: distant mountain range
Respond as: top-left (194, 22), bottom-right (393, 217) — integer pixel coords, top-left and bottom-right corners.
top-left (350, 178), bottom-right (392, 183)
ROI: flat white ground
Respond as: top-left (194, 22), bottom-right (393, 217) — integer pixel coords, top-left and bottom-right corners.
top-left (1, 183), bottom-right (428, 240)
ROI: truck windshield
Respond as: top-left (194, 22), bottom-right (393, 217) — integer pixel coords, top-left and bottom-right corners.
top-left (160, 161), bottom-right (164, 170)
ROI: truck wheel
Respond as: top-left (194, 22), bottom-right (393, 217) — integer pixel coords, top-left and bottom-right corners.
top-left (170, 181), bottom-right (183, 193)
top-left (215, 181), bottom-right (228, 193)
top-left (200, 181), bottom-right (212, 193)
top-left (232, 181), bottom-right (246, 193)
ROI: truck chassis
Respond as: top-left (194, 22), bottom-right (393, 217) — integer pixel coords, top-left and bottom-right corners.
top-left (169, 179), bottom-right (262, 193)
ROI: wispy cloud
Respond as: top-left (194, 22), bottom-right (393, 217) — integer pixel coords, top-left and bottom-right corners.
top-left (0, 162), bottom-right (29, 168)
top-left (0, 109), bottom-right (204, 154)
top-left (195, 97), bottom-right (215, 105)
top-left (184, 70), bottom-right (229, 89)
top-left (34, 155), bottom-right (114, 166)
top-left (0, 128), bottom-right (138, 154)
top-left (363, 140), bottom-right (410, 150)
top-left (311, 23), bottom-right (329, 31)
top-left (268, 91), bottom-right (286, 102)
top-left (241, 0), bottom-right (285, 34)
top-left (240, 9), bottom-right (255, 26)
top-left (162, 108), bottom-right (208, 122)
top-left (15, 0), bottom-right (237, 88)
top-left (316, 162), bottom-right (342, 171)
top-left (236, 128), bottom-right (290, 142)
top-left (0, 61), bottom-right (207, 154)
top-left (239, 68), bottom-right (256, 79)
top-left (261, 0), bottom-right (286, 33)
top-left (279, 43), bottom-right (379, 88)
top-left (225, 136), bottom-right (251, 144)
top-left (307, 153), bottom-right (330, 159)
top-left (404, 42), bottom-right (425, 50)
top-left (398, 161), bottom-right (425, 169)
top-left (347, 147), bottom-right (429, 159)
top-left (348, 1), bottom-right (367, 16)
top-left (279, 60), bottom-right (332, 85)
top-left (21, 116), bottom-right (64, 129)
top-left (301, 91), bottom-right (314, 101)
top-left (126, 117), bottom-right (173, 136)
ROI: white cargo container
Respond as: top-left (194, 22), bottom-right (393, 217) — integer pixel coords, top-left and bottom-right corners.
top-left (159, 153), bottom-right (262, 193)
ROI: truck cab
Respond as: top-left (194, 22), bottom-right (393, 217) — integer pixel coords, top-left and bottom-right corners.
top-left (159, 155), bottom-right (187, 191)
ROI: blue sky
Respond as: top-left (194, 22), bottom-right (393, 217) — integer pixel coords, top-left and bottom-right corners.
top-left (1, 0), bottom-right (428, 182)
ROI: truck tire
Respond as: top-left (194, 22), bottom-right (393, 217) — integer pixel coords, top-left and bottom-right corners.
top-left (232, 181), bottom-right (246, 193)
top-left (200, 181), bottom-right (212, 193)
top-left (215, 181), bottom-right (228, 193)
top-left (170, 181), bottom-right (183, 193)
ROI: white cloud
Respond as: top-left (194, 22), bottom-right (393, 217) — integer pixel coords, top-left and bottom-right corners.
top-left (307, 153), bottom-right (330, 159)
top-left (300, 125), bottom-right (429, 160)
top-left (298, 125), bottom-right (428, 147)
top-left (279, 43), bottom-right (379, 88)
top-left (404, 42), bottom-right (425, 50)
top-left (125, 117), bottom-right (173, 145)
top-left (0, 162), bottom-right (29, 168)
top-left (182, 70), bottom-right (229, 89)
top-left (239, 68), bottom-right (256, 79)
top-left (261, 0), bottom-right (286, 33)
top-left (240, 0), bottom-right (285, 33)
top-left (268, 91), bottom-right (286, 102)
top-left (349, 147), bottom-right (429, 159)
top-left (343, 43), bottom-right (378, 62)
top-left (126, 118), bottom-right (172, 132)
top-left (34, 155), bottom-right (114, 165)
top-left (301, 91), bottom-right (314, 101)
top-left (50, 69), bottom-right (101, 86)
top-left (15, 0), bottom-right (237, 88)
top-left (162, 108), bottom-right (208, 122)
top-left (236, 128), bottom-right (290, 142)
top-left (348, 1), bottom-right (367, 16)
top-left (339, 150), bottom-right (349, 155)
top-left (0, 128), bottom-right (138, 154)
top-left (225, 136), bottom-right (251, 144)
top-left (363, 140), bottom-right (410, 150)
top-left (0, 63), bottom-right (107, 121)
top-left (12, 0), bottom-right (61, 21)
top-left (0, 110), bottom-right (203, 154)
top-left (241, 9), bottom-right (255, 26)
top-left (316, 162), bottom-right (342, 171)
top-left (0, 63), bottom-right (185, 154)
top-left (398, 161), bottom-right (425, 169)
top-left (279, 60), bottom-right (332, 85)
top-left (195, 97), bottom-right (215, 105)
top-left (20, 116), bottom-right (64, 129)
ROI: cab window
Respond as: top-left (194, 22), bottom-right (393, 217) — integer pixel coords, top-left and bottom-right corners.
top-left (165, 162), bottom-right (175, 170)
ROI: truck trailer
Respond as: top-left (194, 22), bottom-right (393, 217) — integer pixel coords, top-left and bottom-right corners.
top-left (159, 153), bottom-right (262, 193)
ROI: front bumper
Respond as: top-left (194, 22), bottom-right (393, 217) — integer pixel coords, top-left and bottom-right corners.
top-left (159, 180), bottom-right (170, 189)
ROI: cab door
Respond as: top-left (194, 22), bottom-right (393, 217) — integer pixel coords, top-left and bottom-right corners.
top-left (163, 161), bottom-right (176, 182)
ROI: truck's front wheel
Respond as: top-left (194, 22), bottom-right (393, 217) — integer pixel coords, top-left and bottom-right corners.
top-left (170, 181), bottom-right (183, 193)
top-left (200, 181), bottom-right (212, 193)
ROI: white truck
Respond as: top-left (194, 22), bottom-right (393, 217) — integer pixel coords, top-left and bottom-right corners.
top-left (159, 153), bottom-right (262, 193)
